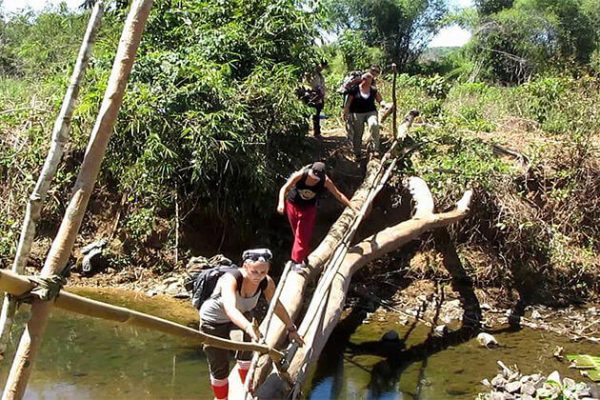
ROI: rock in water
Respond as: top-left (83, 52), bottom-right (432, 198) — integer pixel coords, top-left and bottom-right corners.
top-left (434, 325), bottom-right (448, 337)
top-left (81, 238), bottom-right (108, 276)
top-left (382, 330), bottom-right (399, 341)
top-left (477, 332), bottom-right (499, 347)
top-left (505, 381), bottom-right (521, 393)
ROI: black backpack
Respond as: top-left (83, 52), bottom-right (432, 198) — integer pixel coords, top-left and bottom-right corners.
top-left (191, 265), bottom-right (240, 309)
top-left (337, 70), bottom-right (364, 95)
top-left (187, 259), bottom-right (268, 310)
top-left (295, 87), bottom-right (322, 107)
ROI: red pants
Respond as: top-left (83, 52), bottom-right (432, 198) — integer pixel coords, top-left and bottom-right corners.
top-left (285, 200), bottom-right (317, 263)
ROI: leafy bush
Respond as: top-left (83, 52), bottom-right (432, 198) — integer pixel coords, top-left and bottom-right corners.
top-left (335, 30), bottom-right (385, 71)
top-left (0, 0), bottom-right (322, 259)
top-left (88, 0), bottom-right (321, 246)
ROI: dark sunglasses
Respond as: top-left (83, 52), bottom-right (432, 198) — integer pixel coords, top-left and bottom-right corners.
top-left (242, 248), bottom-right (273, 263)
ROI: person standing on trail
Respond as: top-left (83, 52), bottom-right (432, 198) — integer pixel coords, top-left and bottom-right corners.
top-left (308, 60), bottom-right (328, 138)
top-left (277, 162), bottom-right (355, 270)
top-left (199, 248), bottom-right (303, 400)
top-left (342, 67), bottom-right (384, 158)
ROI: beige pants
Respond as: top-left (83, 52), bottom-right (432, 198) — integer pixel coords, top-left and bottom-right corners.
top-left (349, 111), bottom-right (379, 156)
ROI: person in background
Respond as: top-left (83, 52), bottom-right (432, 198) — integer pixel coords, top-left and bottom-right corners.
top-left (277, 162), bottom-right (355, 270)
top-left (308, 60), bottom-right (328, 138)
top-left (342, 67), bottom-right (385, 158)
top-left (199, 248), bottom-right (303, 400)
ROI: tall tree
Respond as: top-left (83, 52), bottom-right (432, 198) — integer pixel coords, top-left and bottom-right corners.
top-left (469, 0), bottom-right (598, 82)
top-left (475, 0), bottom-right (514, 16)
top-left (2, 0), bottom-right (152, 397)
top-left (324, 0), bottom-right (448, 69)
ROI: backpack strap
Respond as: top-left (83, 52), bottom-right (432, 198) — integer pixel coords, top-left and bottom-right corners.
top-left (229, 268), bottom-right (244, 294)
top-left (230, 268), bottom-right (268, 296)
top-left (259, 277), bottom-right (268, 293)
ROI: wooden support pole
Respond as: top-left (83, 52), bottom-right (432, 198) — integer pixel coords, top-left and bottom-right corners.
top-left (391, 63), bottom-right (397, 138)
top-left (2, 1), bottom-right (153, 398)
top-left (0, 269), bottom-right (283, 360)
top-left (0, 1), bottom-right (104, 361)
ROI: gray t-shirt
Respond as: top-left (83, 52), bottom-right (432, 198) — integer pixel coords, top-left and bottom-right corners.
top-left (199, 274), bottom-right (262, 324)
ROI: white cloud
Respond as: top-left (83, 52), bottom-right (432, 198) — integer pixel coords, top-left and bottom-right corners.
top-left (449, 0), bottom-right (474, 8)
top-left (429, 25), bottom-right (472, 48)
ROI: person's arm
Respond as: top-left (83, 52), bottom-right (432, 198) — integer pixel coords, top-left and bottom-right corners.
top-left (277, 171), bottom-right (303, 214)
top-left (220, 274), bottom-right (259, 341)
top-left (263, 277), bottom-right (304, 345)
top-left (375, 90), bottom-right (383, 104)
top-left (342, 94), bottom-right (354, 121)
top-left (324, 176), bottom-right (357, 212)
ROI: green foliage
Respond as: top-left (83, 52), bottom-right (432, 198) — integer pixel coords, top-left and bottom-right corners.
top-left (590, 49), bottom-right (600, 74)
top-left (124, 206), bottom-right (157, 244)
top-left (90, 0), bottom-right (320, 243)
top-left (0, 0), bottom-right (321, 258)
top-left (475, 0), bottom-right (514, 16)
top-left (516, 76), bottom-right (569, 126)
top-left (468, 0), bottom-right (599, 83)
top-left (408, 119), bottom-right (514, 203)
top-left (336, 31), bottom-right (385, 71)
top-left (566, 355), bottom-right (600, 381)
top-left (0, 4), bottom-right (89, 77)
top-left (324, 0), bottom-right (448, 68)
top-left (413, 47), bottom-right (473, 78)
top-left (442, 81), bottom-right (506, 130)
top-left (415, 74), bottom-right (451, 99)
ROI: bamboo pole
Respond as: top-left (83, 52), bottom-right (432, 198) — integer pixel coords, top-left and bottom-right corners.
top-left (242, 261), bottom-right (293, 399)
top-left (391, 63), bottom-right (397, 138)
top-left (0, 269), bottom-right (284, 360)
top-left (2, 1), bottom-right (153, 398)
top-left (0, 1), bottom-right (104, 361)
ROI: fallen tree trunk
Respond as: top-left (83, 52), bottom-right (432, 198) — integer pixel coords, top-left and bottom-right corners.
top-left (256, 178), bottom-right (473, 398)
top-left (252, 112), bottom-right (418, 388)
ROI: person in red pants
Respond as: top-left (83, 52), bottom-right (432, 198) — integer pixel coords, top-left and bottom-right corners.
top-left (277, 162), bottom-right (355, 270)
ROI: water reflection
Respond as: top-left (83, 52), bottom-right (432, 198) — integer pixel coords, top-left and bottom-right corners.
top-left (308, 314), bottom-right (599, 400)
top-left (0, 309), bottom-right (213, 399)
top-left (0, 296), bottom-right (595, 399)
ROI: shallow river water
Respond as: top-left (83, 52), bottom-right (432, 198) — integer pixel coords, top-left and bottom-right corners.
top-left (0, 290), bottom-right (597, 399)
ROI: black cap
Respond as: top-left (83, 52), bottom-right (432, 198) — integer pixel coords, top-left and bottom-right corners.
top-left (311, 162), bottom-right (326, 179)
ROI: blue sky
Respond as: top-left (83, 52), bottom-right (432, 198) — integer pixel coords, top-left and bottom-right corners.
top-left (2, 0), bottom-right (474, 47)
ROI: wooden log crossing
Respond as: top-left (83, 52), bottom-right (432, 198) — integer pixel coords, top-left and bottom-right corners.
top-left (0, 269), bottom-right (284, 362)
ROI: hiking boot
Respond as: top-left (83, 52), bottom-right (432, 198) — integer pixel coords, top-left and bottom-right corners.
top-left (290, 261), bottom-right (309, 277)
